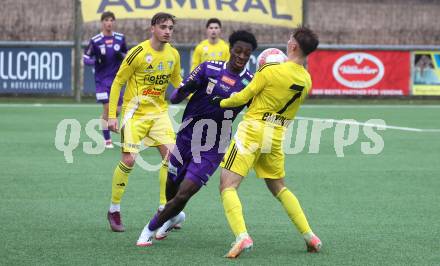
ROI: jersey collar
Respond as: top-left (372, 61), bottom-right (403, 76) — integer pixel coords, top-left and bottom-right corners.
top-left (100, 32), bottom-right (115, 38)
top-left (223, 61), bottom-right (247, 77)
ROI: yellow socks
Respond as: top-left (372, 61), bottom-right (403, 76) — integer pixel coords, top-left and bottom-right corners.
top-left (221, 188), bottom-right (247, 237)
top-left (159, 160), bottom-right (168, 206)
top-left (276, 187), bottom-right (312, 234)
top-left (111, 161), bottom-right (132, 204)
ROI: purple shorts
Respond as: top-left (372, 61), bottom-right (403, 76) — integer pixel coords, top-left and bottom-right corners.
top-left (95, 86), bottom-right (123, 106)
top-left (168, 141), bottom-right (223, 188)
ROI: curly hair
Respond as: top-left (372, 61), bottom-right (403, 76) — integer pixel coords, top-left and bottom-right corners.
top-left (229, 30), bottom-right (258, 51)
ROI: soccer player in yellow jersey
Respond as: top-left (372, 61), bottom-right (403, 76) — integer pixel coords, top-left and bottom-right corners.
top-left (211, 26), bottom-right (321, 258)
top-left (106, 12), bottom-right (182, 232)
top-left (190, 18), bottom-right (230, 71)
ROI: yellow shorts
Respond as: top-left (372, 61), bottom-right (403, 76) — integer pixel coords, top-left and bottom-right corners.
top-left (121, 111), bottom-right (175, 153)
top-left (220, 120), bottom-right (286, 179)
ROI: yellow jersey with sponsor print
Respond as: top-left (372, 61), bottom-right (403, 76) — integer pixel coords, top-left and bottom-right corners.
top-left (191, 39), bottom-right (230, 71)
top-left (109, 40), bottom-right (182, 119)
top-left (220, 61), bottom-right (312, 128)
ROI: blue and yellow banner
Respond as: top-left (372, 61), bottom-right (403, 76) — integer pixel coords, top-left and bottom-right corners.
top-left (412, 51), bottom-right (440, 95)
top-left (0, 47), bottom-right (72, 95)
top-left (82, 0), bottom-right (302, 28)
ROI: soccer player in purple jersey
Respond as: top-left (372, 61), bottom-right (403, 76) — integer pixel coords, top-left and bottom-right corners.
top-left (136, 30), bottom-right (258, 247)
top-left (83, 11), bottom-right (127, 148)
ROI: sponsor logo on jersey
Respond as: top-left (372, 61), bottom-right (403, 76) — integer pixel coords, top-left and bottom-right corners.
top-left (220, 83), bottom-right (231, 92)
top-left (143, 74), bottom-right (171, 85)
top-left (221, 75), bottom-right (236, 86)
top-left (206, 78), bottom-right (218, 94)
top-left (105, 39), bottom-right (113, 44)
top-left (142, 88), bottom-right (162, 96)
top-left (332, 52), bottom-right (384, 89)
top-left (206, 81), bottom-right (215, 94)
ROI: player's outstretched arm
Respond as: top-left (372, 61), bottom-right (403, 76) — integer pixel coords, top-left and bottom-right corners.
top-left (170, 80), bottom-right (201, 104)
top-left (220, 71), bottom-right (266, 108)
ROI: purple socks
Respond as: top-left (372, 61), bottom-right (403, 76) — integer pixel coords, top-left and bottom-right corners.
top-left (103, 129), bottom-right (111, 141)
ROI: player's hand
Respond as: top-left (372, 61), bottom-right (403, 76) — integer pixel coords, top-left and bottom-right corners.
top-left (97, 54), bottom-right (106, 65)
top-left (108, 118), bottom-right (119, 133)
top-left (115, 52), bottom-right (125, 61)
top-left (210, 96), bottom-right (225, 107)
top-left (179, 80), bottom-right (200, 94)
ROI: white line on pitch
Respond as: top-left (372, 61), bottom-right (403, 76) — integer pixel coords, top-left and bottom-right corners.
top-left (0, 103), bottom-right (439, 132)
top-left (295, 116), bottom-right (440, 132)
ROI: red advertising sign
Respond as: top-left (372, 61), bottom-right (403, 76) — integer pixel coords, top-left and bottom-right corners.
top-left (308, 50), bottom-right (410, 96)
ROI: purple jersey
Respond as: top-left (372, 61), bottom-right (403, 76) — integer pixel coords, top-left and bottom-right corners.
top-left (176, 61), bottom-right (253, 153)
top-left (168, 61), bottom-right (253, 187)
top-left (83, 32), bottom-right (127, 92)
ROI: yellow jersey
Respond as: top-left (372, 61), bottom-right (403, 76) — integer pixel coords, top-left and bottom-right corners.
top-left (190, 39), bottom-right (230, 71)
top-left (220, 61), bottom-right (312, 128)
top-left (109, 40), bottom-right (182, 119)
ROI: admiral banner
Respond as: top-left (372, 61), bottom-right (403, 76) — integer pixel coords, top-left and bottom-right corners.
top-left (412, 51), bottom-right (440, 95)
top-left (0, 47), bottom-right (71, 94)
top-left (82, 0), bottom-right (302, 28)
top-left (308, 50), bottom-right (410, 96)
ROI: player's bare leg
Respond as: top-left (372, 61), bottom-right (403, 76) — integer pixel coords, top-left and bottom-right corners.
top-left (219, 168), bottom-right (253, 258)
top-left (155, 178), bottom-right (200, 239)
top-left (265, 178), bottom-right (322, 252)
top-left (137, 178), bottom-right (198, 246)
top-left (156, 143), bottom-right (184, 228)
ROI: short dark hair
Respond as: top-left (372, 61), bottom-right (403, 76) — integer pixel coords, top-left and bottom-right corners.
top-left (293, 26), bottom-right (319, 56)
top-left (229, 30), bottom-right (258, 51)
top-left (151, 12), bottom-right (176, 26)
top-left (206, 18), bottom-right (221, 28)
top-left (101, 11), bottom-right (115, 21)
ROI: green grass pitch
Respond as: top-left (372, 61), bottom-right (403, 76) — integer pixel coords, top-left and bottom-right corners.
top-left (1, 102), bottom-right (439, 265)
